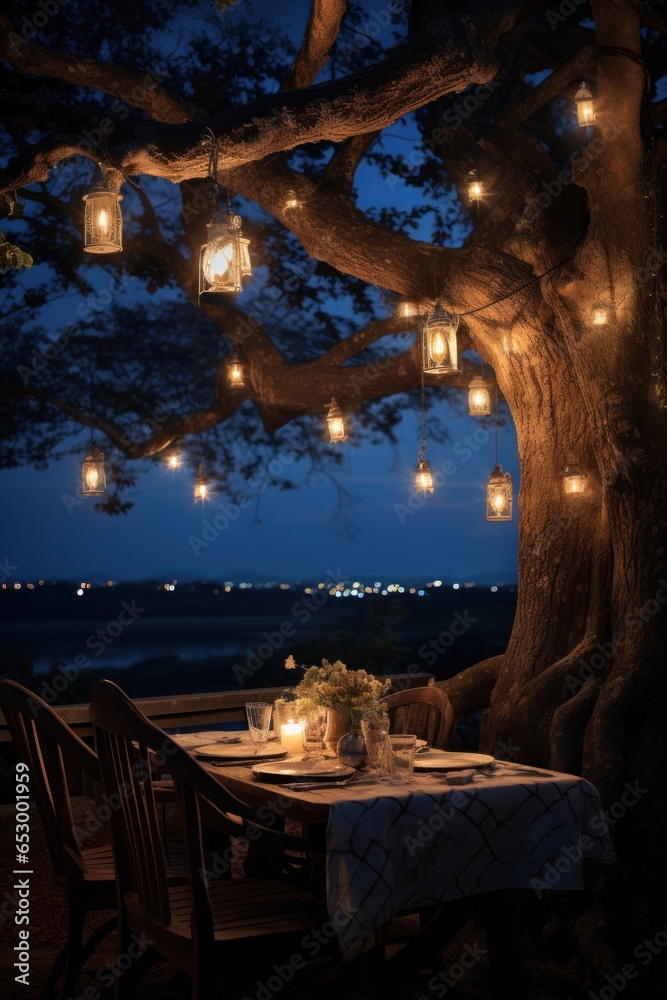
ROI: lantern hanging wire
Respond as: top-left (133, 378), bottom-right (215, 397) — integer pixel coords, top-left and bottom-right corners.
top-left (415, 366), bottom-right (434, 494)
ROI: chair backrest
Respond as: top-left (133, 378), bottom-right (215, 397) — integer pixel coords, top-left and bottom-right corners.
top-left (381, 685), bottom-right (455, 749)
top-left (0, 679), bottom-right (102, 883)
top-left (89, 679), bottom-right (280, 943)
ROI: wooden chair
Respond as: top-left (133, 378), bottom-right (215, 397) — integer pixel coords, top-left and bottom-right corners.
top-left (0, 679), bottom-right (118, 1000)
top-left (90, 679), bottom-right (330, 999)
top-left (381, 685), bottom-right (455, 749)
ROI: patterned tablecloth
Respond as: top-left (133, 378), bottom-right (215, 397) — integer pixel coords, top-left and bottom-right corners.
top-left (324, 761), bottom-right (616, 958)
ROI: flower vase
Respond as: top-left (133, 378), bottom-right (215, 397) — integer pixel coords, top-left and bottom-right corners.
top-left (323, 708), bottom-right (350, 755)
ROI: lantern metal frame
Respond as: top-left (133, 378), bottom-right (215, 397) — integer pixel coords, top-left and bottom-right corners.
top-left (327, 397), bottom-right (346, 443)
top-left (227, 357), bottom-right (245, 387)
top-left (468, 376), bottom-right (491, 416)
top-left (199, 211), bottom-right (252, 301)
top-left (574, 81), bottom-right (595, 127)
top-left (563, 454), bottom-right (588, 496)
top-left (284, 188), bottom-right (303, 210)
top-left (81, 448), bottom-right (107, 497)
top-left (422, 301), bottom-right (460, 375)
top-left (82, 189), bottom-right (123, 254)
top-left (486, 464), bottom-right (513, 521)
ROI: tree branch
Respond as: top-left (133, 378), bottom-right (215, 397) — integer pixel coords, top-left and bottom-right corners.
top-left (282, 0), bottom-right (347, 91)
top-left (0, 16), bottom-right (198, 123)
top-left (497, 45), bottom-right (596, 128)
top-left (320, 130), bottom-right (381, 195)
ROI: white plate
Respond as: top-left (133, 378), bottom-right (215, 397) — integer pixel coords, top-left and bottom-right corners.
top-left (169, 731), bottom-right (244, 749)
top-left (195, 743), bottom-right (288, 761)
top-left (252, 760), bottom-right (355, 780)
top-left (414, 750), bottom-right (495, 771)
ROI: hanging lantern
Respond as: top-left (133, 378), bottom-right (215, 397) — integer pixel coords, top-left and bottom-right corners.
top-left (415, 450), bottom-right (434, 494)
top-left (327, 398), bottom-right (346, 443)
top-left (166, 452), bottom-right (181, 470)
top-left (81, 449), bottom-right (106, 496)
top-left (82, 189), bottom-right (122, 254)
top-left (199, 211), bottom-right (252, 301)
top-left (467, 170), bottom-right (483, 202)
top-left (422, 301), bottom-right (460, 374)
top-left (591, 305), bottom-right (609, 326)
top-left (397, 299), bottom-right (421, 319)
top-left (284, 189), bottom-right (302, 210)
top-left (227, 357), bottom-right (245, 387)
top-left (563, 455), bottom-right (587, 496)
top-left (194, 464), bottom-right (208, 501)
top-left (486, 465), bottom-right (512, 521)
top-left (468, 376), bottom-right (491, 416)
top-left (574, 82), bottom-right (595, 127)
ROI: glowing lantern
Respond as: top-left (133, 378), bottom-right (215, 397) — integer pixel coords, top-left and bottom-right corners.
top-left (468, 376), bottom-right (491, 416)
top-left (194, 464), bottom-right (208, 501)
top-left (422, 301), bottom-right (460, 374)
top-left (327, 398), bottom-right (346, 443)
top-left (397, 299), bottom-right (421, 319)
top-left (82, 189), bottom-right (122, 254)
top-left (575, 82), bottom-right (595, 127)
top-left (166, 452), bottom-right (181, 470)
top-left (486, 465), bottom-right (512, 521)
top-left (199, 212), bottom-right (252, 301)
top-left (415, 451), bottom-right (434, 494)
top-left (227, 358), bottom-right (245, 387)
top-left (81, 449), bottom-right (106, 496)
top-left (284, 189), bottom-right (302, 210)
top-left (467, 170), bottom-right (483, 202)
top-left (591, 306), bottom-right (608, 326)
top-left (563, 455), bottom-right (587, 496)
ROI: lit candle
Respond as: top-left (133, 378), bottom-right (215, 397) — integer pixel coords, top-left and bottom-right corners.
top-left (280, 720), bottom-right (303, 755)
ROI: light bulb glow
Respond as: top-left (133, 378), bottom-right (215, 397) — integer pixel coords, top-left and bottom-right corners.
top-left (575, 82), bottom-right (595, 127)
top-left (81, 450), bottom-right (106, 496)
top-left (415, 459), bottom-right (434, 494)
top-left (430, 330), bottom-right (447, 363)
top-left (397, 300), bottom-right (419, 319)
top-left (97, 209), bottom-right (108, 236)
top-left (167, 453), bottom-right (181, 470)
top-left (327, 398), bottom-right (346, 443)
top-left (422, 303), bottom-right (460, 374)
top-left (86, 466), bottom-right (99, 490)
top-left (591, 307), bottom-right (608, 325)
top-left (486, 464), bottom-right (512, 521)
top-left (469, 180), bottom-right (483, 200)
top-left (228, 361), bottom-right (244, 387)
top-left (83, 190), bottom-right (122, 254)
top-left (564, 474), bottom-right (586, 494)
top-left (563, 456), bottom-right (587, 496)
top-left (204, 242), bottom-right (234, 283)
top-left (468, 377), bottom-right (491, 416)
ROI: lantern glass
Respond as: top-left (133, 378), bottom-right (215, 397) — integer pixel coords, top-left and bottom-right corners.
top-left (415, 458), bottom-right (434, 494)
top-left (227, 359), bottom-right (244, 387)
top-left (81, 450), bottom-right (107, 496)
top-left (199, 214), bottom-right (252, 301)
top-left (575, 82), bottom-right (595, 127)
top-left (423, 303), bottom-right (460, 374)
top-left (83, 190), bottom-right (122, 254)
top-left (194, 466), bottom-right (208, 501)
top-left (591, 306), bottom-right (608, 326)
top-left (563, 456), bottom-right (587, 496)
top-left (468, 377), bottom-right (491, 416)
top-left (327, 398), bottom-right (346, 443)
top-left (486, 465), bottom-right (512, 521)
top-left (397, 299), bottom-right (420, 319)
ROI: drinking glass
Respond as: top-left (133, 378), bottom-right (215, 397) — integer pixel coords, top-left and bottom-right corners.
top-left (388, 734), bottom-right (416, 780)
top-left (361, 719), bottom-right (389, 772)
top-left (245, 702), bottom-right (272, 744)
top-left (299, 705), bottom-right (328, 758)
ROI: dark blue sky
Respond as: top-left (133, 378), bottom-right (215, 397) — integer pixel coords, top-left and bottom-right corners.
top-left (0, 0), bottom-right (520, 584)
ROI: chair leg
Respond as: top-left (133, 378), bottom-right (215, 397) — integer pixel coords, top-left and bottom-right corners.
top-left (113, 926), bottom-right (153, 1000)
top-left (42, 938), bottom-right (68, 1000)
top-left (59, 899), bottom-right (86, 1000)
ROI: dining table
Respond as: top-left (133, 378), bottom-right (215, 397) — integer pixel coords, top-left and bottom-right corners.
top-left (173, 730), bottom-right (617, 997)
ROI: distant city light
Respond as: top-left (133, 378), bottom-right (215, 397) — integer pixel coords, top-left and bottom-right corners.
top-left (76, 588), bottom-right (84, 596)
top-left (418, 590), bottom-right (425, 596)
top-left (433, 580), bottom-right (442, 587)
top-left (453, 583), bottom-right (460, 590)
top-left (491, 586), bottom-right (498, 592)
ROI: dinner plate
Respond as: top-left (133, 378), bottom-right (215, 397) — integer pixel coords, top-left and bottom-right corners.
top-left (169, 731), bottom-right (244, 749)
top-left (195, 743), bottom-right (288, 761)
top-left (413, 750), bottom-right (495, 771)
top-left (252, 760), bottom-right (355, 780)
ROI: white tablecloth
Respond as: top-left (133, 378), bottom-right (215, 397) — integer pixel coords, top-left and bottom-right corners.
top-left (324, 762), bottom-right (616, 958)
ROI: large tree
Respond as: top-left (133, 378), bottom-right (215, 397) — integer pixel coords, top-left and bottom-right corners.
top-left (1, 0), bottom-right (666, 989)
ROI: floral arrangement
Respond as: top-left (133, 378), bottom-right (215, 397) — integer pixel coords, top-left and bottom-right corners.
top-left (285, 656), bottom-right (390, 731)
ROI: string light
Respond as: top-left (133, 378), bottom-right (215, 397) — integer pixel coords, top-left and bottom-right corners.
top-left (574, 82), bottom-right (595, 127)
top-left (82, 184), bottom-right (122, 254)
top-left (327, 398), bottom-right (346, 442)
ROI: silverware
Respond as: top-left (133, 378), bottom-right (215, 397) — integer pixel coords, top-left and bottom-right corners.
top-left (205, 758), bottom-right (260, 767)
top-left (283, 775), bottom-right (361, 791)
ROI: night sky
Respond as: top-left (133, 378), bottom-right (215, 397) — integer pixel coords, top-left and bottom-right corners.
top-left (0, 0), bottom-right (520, 585)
